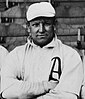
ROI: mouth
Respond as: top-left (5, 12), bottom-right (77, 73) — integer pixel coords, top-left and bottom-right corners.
top-left (36, 34), bottom-right (48, 38)
top-left (36, 35), bottom-right (47, 39)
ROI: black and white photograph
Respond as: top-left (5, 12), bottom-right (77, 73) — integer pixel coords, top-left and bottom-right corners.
top-left (0, 0), bottom-right (85, 99)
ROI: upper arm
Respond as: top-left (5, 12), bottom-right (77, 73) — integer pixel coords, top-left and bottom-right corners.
top-left (40, 48), bottom-right (83, 99)
top-left (56, 49), bottom-right (83, 96)
top-left (1, 50), bottom-right (20, 92)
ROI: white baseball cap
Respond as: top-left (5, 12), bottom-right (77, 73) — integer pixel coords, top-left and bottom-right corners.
top-left (26, 2), bottom-right (55, 21)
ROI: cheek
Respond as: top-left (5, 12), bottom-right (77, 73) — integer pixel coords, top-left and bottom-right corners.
top-left (47, 27), bottom-right (55, 37)
top-left (30, 28), bottom-right (36, 36)
top-left (30, 27), bottom-right (39, 33)
top-left (31, 33), bottom-right (36, 39)
top-left (45, 26), bottom-right (54, 32)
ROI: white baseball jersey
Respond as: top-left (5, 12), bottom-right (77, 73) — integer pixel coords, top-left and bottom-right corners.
top-left (81, 56), bottom-right (85, 99)
top-left (1, 37), bottom-right (83, 99)
top-left (0, 46), bottom-right (8, 92)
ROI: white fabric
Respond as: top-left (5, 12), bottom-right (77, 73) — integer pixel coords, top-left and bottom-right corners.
top-left (81, 56), bottom-right (85, 99)
top-left (0, 46), bottom-right (8, 69)
top-left (1, 37), bottom-right (83, 99)
top-left (0, 46), bottom-right (8, 93)
top-left (26, 2), bottom-right (55, 21)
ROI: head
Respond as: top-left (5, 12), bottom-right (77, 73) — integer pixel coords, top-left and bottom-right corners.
top-left (26, 2), bottom-right (56, 47)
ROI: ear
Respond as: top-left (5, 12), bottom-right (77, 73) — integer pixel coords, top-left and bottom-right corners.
top-left (27, 26), bottom-right (31, 33)
top-left (53, 18), bottom-right (58, 31)
top-left (28, 32), bottom-right (32, 42)
top-left (53, 25), bottom-right (56, 31)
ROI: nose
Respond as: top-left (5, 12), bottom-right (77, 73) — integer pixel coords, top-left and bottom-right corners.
top-left (39, 23), bottom-right (45, 33)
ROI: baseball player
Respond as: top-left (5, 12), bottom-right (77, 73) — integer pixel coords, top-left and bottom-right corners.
top-left (1, 2), bottom-right (83, 99)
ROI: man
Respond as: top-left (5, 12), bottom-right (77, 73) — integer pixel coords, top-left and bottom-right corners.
top-left (1, 2), bottom-right (83, 99)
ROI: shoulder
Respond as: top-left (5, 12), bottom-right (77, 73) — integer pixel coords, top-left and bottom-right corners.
top-left (0, 46), bottom-right (8, 67)
top-left (6, 43), bottom-right (29, 61)
top-left (57, 39), bottom-right (81, 59)
top-left (0, 46), bottom-right (8, 53)
top-left (4, 44), bottom-right (27, 66)
top-left (9, 43), bottom-right (27, 55)
top-left (63, 43), bottom-right (80, 57)
top-left (0, 46), bottom-right (8, 58)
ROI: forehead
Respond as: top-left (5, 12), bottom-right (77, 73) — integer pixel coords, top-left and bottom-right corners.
top-left (30, 17), bottom-right (54, 23)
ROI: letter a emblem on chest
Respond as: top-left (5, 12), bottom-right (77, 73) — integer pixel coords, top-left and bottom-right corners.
top-left (49, 57), bottom-right (61, 82)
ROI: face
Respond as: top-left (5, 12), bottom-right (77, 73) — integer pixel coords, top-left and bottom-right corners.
top-left (28, 17), bottom-right (55, 47)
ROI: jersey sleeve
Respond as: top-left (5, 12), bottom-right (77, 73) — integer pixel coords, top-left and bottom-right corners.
top-left (0, 46), bottom-right (8, 93)
top-left (1, 46), bottom-right (58, 99)
top-left (1, 48), bottom-right (49, 99)
top-left (37, 49), bottom-right (83, 99)
top-left (37, 91), bottom-right (78, 99)
top-left (81, 56), bottom-right (85, 99)
top-left (0, 46), bottom-right (8, 69)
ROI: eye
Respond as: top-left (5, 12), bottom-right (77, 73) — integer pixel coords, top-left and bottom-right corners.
top-left (45, 22), bottom-right (52, 26)
top-left (32, 23), bottom-right (40, 27)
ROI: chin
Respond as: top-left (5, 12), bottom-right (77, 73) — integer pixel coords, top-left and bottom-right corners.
top-left (33, 36), bottom-right (54, 47)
